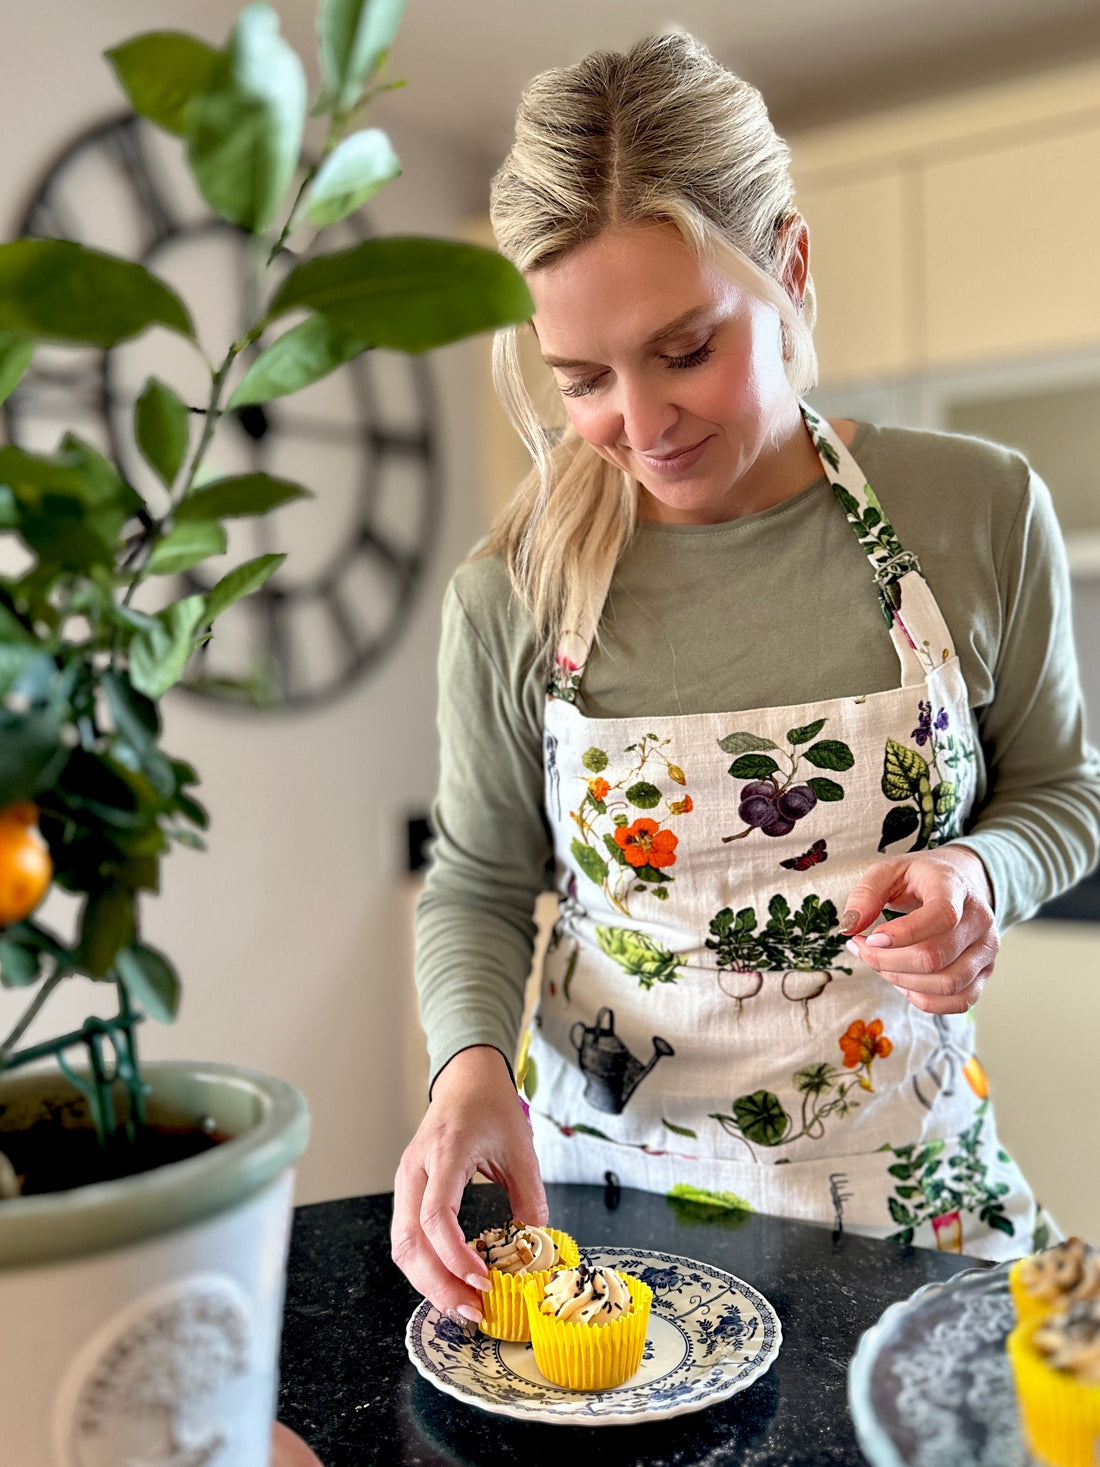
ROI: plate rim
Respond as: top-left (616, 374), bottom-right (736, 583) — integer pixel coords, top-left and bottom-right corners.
top-left (846, 1259), bottom-right (1013, 1467)
top-left (405, 1245), bottom-right (783, 1427)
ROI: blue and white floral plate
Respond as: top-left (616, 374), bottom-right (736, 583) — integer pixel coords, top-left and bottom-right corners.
top-left (848, 1261), bottom-right (1037, 1466)
top-left (405, 1247), bottom-right (782, 1425)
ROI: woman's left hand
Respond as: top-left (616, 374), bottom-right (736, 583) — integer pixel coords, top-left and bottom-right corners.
top-left (840, 845), bottom-right (999, 1014)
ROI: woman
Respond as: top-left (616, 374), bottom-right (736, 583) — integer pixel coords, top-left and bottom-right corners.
top-left (392, 32), bottom-right (1100, 1321)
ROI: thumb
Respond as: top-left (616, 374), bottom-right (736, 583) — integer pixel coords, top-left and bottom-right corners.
top-left (841, 859), bottom-right (906, 935)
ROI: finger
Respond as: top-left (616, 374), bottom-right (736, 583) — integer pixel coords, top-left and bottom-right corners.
top-left (898, 966), bottom-right (991, 1014)
top-left (392, 1159), bottom-right (484, 1318)
top-left (419, 1155), bottom-right (489, 1294)
top-left (480, 1133), bottom-right (549, 1229)
top-left (840, 860), bottom-right (909, 934)
top-left (849, 901), bottom-right (995, 981)
top-left (873, 931), bottom-right (998, 996)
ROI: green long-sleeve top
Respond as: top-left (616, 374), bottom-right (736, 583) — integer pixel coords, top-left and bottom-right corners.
top-left (416, 421), bottom-right (1100, 1087)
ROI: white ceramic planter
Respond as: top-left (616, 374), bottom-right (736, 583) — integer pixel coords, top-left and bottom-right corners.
top-left (0, 1061), bottom-right (309, 1467)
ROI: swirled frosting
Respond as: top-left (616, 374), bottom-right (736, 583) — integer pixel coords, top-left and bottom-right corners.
top-left (472, 1221), bottom-right (557, 1274)
top-left (1034, 1299), bottom-right (1100, 1384)
top-left (540, 1262), bottom-right (633, 1325)
top-left (1017, 1237), bottom-right (1100, 1305)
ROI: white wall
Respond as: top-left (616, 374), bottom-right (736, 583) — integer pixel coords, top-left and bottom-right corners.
top-left (0, 0), bottom-right (493, 1202)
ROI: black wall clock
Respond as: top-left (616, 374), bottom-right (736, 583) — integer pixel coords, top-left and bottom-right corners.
top-left (4, 113), bottom-right (441, 712)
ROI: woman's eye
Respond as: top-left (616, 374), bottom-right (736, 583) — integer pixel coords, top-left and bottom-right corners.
top-left (664, 342), bottom-right (715, 370)
top-left (560, 376), bottom-right (603, 399)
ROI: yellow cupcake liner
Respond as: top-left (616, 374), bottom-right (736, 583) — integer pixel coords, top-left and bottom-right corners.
top-left (523, 1271), bottom-right (653, 1391)
top-left (1010, 1258), bottom-right (1056, 1326)
top-left (473, 1227), bottom-right (580, 1342)
top-left (1008, 1316), bottom-right (1100, 1467)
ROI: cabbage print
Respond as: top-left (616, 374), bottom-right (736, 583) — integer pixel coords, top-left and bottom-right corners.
top-left (718, 718), bottom-right (854, 847)
top-left (596, 926), bottom-right (684, 989)
top-left (884, 1101), bottom-right (1016, 1250)
top-left (705, 893), bottom-right (852, 1021)
top-left (569, 734), bottom-right (692, 916)
top-left (708, 1016), bottom-right (894, 1156)
top-left (878, 703), bottom-right (976, 853)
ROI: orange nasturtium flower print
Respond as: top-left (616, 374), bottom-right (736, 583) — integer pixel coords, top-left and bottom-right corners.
top-left (838, 1018), bottom-right (893, 1090)
top-left (614, 818), bottom-right (678, 870)
top-left (587, 777), bottom-right (610, 801)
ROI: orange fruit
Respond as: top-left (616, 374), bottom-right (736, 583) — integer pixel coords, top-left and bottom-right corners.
top-left (0, 803), bottom-right (53, 926)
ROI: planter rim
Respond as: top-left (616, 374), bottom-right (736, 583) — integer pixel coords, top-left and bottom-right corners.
top-left (0, 1060), bottom-right (309, 1269)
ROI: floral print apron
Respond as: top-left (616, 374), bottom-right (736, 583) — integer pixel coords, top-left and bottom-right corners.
top-left (524, 402), bottom-right (1041, 1262)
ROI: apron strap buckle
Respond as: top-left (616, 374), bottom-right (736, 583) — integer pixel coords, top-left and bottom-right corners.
top-left (873, 549), bottom-right (923, 587)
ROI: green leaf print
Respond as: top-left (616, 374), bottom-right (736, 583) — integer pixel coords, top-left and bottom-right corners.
top-left (727, 754), bottom-right (781, 780)
top-left (882, 737), bottom-right (929, 800)
top-left (805, 776), bottom-right (845, 802)
top-left (662, 1118), bottom-right (698, 1138)
top-left (595, 925), bottom-right (684, 987)
top-left (604, 833), bottom-right (629, 865)
top-left (717, 731), bottom-right (779, 756)
top-left (581, 747), bottom-right (609, 772)
top-left (625, 780), bottom-right (662, 809)
top-left (667, 1183), bottom-right (753, 1212)
top-left (522, 1056), bottom-right (538, 1099)
top-left (878, 805), bottom-right (920, 853)
top-left (802, 740), bottom-right (855, 771)
top-left (733, 1090), bottom-right (791, 1146)
top-left (787, 718), bottom-right (826, 745)
top-left (934, 782), bottom-right (958, 818)
top-left (833, 484), bottom-right (861, 518)
top-left (571, 837), bottom-right (609, 886)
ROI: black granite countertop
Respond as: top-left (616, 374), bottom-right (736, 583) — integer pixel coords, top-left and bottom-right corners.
top-left (277, 1182), bottom-right (985, 1466)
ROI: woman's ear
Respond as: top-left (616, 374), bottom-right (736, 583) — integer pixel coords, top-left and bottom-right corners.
top-left (782, 215), bottom-right (810, 309)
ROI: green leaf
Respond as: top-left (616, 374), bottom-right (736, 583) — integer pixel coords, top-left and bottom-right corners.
top-left (666, 1182), bottom-right (753, 1212)
top-left (0, 644), bottom-right (43, 699)
top-left (933, 782), bottom-right (958, 817)
top-left (716, 731), bottom-right (779, 756)
top-left (267, 237), bottom-right (534, 352)
top-left (878, 804), bottom-right (921, 853)
top-left (203, 552), bottom-right (284, 623)
top-left (0, 331), bottom-right (34, 405)
top-left (625, 781), bottom-right (661, 810)
top-left (580, 747), bottom-right (608, 773)
top-left (129, 595), bottom-right (207, 700)
top-left (105, 32), bottom-right (220, 136)
top-left (732, 1090), bottom-right (791, 1147)
top-left (229, 315), bottom-right (365, 407)
top-left (728, 754), bottom-right (780, 780)
top-left (175, 472), bottom-right (310, 521)
top-left (317, 0), bottom-right (407, 115)
top-left (662, 1119), bottom-right (698, 1138)
top-left (135, 376), bottom-right (190, 487)
top-left (882, 737), bottom-right (930, 800)
top-left (296, 128), bottom-right (400, 226)
top-left (0, 708), bottom-right (67, 807)
top-left (570, 837), bottom-right (608, 887)
top-left (805, 776), bottom-right (845, 802)
top-left (802, 739), bottom-right (855, 772)
top-left (787, 718), bottom-right (826, 745)
top-left (146, 519), bottom-right (227, 576)
top-left (77, 886), bottom-right (135, 978)
top-left (0, 934), bottom-right (43, 988)
top-left (100, 671), bottom-right (176, 801)
top-left (0, 240), bottom-right (193, 345)
top-left (186, 4), bottom-right (307, 234)
top-left (521, 1054), bottom-right (537, 1100)
top-left (115, 942), bottom-right (180, 1023)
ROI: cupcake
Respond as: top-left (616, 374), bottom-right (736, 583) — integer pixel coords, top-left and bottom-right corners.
top-left (523, 1261), bottom-right (652, 1390)
top-left (1009, 1298), bottom-right (1100, 1467)
top-left (1010, 1238), bottom-right (1100, 1325)
top-left (467, 1221), bottom-right (579, 1341)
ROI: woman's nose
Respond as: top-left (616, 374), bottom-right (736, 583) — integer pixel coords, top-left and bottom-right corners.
top-left (615, 380), bottom-right (679, 451)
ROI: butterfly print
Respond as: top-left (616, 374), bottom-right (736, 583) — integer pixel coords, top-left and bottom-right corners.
top-left (780, 839), bottom-right (827, 871)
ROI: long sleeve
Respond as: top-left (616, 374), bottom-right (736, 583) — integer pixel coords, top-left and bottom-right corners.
top-left (414, 565), bottom-right (551, 1090)
top-left (956, 467), bottom-right (1100, 927)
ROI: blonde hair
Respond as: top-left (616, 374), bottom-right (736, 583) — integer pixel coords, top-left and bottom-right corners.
top-left (485, 31), bottom-right (818, 661)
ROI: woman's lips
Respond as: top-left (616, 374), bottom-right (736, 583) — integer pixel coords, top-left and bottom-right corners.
top-left (634, 436), bottom-right (712, 474)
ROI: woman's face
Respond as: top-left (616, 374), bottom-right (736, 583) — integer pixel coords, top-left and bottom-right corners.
top-left (528, 221), bottom-right (809, 524)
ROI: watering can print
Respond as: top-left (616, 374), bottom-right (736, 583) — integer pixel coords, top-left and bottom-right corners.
top-left (570, 1007), bottom-right (674, 1114)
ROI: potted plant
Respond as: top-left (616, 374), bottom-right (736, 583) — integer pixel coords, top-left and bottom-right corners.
top-left (0, 1), bottom-right (531, 1460)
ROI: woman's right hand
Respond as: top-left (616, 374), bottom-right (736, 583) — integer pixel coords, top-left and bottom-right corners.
top-left (391, 1044), bottom-right (548, 1322)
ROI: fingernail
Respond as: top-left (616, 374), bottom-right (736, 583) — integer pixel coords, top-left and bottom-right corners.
top-left (465, 1272), bottom-right (491, 1292)
top-left (845, 940), bottom-right (860, 957)
top-left (457, 1304), bottom-right (483, 1322)
top-left (865, 932), bottom-right (892, 948)
top-left (840, 910), bottom-right (860, 933)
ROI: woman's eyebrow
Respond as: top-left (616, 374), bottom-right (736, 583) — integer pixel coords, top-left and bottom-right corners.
top-left (539, 306), bottom-right (712, 369)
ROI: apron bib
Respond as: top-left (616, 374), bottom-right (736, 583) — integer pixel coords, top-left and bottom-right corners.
top-left (525, 403), bottom-right (1039, 1261)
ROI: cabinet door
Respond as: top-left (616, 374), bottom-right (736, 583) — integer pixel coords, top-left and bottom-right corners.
top-left (922, 122), bottom-right (1100, 365)
top-left (795, 169), bottom-right (910, 385)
